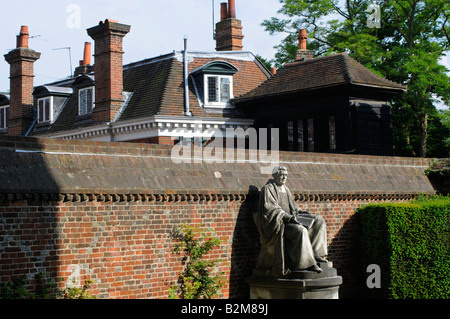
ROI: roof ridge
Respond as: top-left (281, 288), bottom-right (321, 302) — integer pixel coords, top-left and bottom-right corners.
top-left (339, 53), bottom-right (354, 84)
top-left (123, 52), bottom-right (177, 70)
top-left (284, 52), bottom-right (348, 68)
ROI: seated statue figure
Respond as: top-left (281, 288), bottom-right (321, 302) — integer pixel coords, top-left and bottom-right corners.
top-left (254, 166), bottom-right (328, 275)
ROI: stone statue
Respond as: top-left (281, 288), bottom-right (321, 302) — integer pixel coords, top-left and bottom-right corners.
top-left (254, 166), bottom-right (328, 275)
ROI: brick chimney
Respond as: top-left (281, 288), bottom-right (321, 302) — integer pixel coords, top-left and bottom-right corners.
top-left (215, 0), bottom-right (244, 51)
top-left (295, 29), bottom-right (313, 61)
top-left (4, 26), bottom-right (41, 136)
top-left (87, 19), bottom-right (130, 123)
top-left (74, 42), bottom-right (93, 76)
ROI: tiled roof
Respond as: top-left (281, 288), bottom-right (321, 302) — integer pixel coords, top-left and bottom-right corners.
top-left (31, 51), bottom-right (270, 136)
top-left (234, 53), bottom-right (407, 103)
top-left (0, 136), bottom-right (435, 197)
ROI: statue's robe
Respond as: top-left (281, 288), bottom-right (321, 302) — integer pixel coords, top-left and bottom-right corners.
top-left (255, 180), bottom-right (328, 274)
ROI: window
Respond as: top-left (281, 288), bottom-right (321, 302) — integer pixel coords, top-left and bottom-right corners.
top-left (328, 115), bottom-right (336, 151)
top-left (0, 106), bottom-right (9, 130)
top-left (191, 61), bottom-right (237, 109)
top-left (287, 121), bottom-right (294, 151)
top-left (297, 120), bottom-right (304, 152)
top-left (205, 75), bottom-right (233, 107)
top-left (38, 97), bottom-right (52, 123)
top-left (79, 87), bottom-right (94, 115)
top-left (307, 118), bottom-right (314, 152)
top-left (284, 119), bottom-right (312, 152)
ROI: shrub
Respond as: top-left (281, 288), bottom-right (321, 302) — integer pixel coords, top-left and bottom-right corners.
top-left (356, 196), bottom-right (450, 299)
top-left (169, 224), bottom-right (225, 299)
top-left (0, 274), bottom-right (96, 299)
top-left (63, 279), bottom-right (96, 299)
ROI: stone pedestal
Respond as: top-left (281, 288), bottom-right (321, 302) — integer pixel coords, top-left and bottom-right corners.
top-left (246, 262), bottom-right (342, 299)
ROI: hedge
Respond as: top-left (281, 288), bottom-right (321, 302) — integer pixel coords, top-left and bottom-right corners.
top-left (356, 196), bottom-right (450, 299)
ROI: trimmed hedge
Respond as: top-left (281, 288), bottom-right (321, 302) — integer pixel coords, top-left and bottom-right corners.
top-left (356, 196), bottom-right (450, 299)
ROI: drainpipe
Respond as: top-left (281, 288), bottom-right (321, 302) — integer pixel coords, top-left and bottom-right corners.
top-left (183, 35), bottom-right (192, 116)
top-left (107, 122), bottom-right (115, 142)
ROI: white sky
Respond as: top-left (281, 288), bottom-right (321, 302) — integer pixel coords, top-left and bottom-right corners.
top-left (0, 0), bottom-right (449, 106)
top-left (0, 0), bottom-right (286, 93)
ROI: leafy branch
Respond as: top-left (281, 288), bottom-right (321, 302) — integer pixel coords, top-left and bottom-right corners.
top-left (169, 224), bottom-right (225, 299)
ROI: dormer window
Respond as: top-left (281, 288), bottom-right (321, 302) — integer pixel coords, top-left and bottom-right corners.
top-left (191, 61), bottom-right (238, 108)
top-left (0, 105), bottom-right (9, 130)
top-left (33, 86), bottom-right (73, 125)
top-left (205, 75), bottom-right (233, 106)
top-left (38, 97), bottom-right (52, 123)
top-left (79, 87), bottom-right (94, 115)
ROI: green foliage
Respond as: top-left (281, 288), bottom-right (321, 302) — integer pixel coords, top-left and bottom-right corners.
top-left (0, 277), bottom-right (31, 299)
top-left (438, 109), bottom-right (450, 152)
top-left (262, 0), bottom-right (450, 157)
top-left (62, 279), bottom-right (96, 299)
top-left (0, 272), bottom-right (59, 299)
top-left (0, 274), bottom-right (96, 299)
top-left (169, 224), bottom-right (225, 299)
top-left (356, 196), bottom-right (450, 299)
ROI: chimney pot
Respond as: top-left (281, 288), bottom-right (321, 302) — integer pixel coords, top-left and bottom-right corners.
top-left (220, 3), bottom-right (228, 21)
top-left (20, 26), bottom-right (29, 35)
top-left (83, 42), bottom-right (91, 65)
top-left (228, 0), bottom-right (236, 18)
top-left (215, 0), bottom-right (243, 51)
top-left (295, 29), bottom-right (313, 61)
top-left (17, 25), bottom-right (29, 48)
top-left (298, 29), bottom-right (308, 50)
top-left (271, 67), bottom-right (277, 75)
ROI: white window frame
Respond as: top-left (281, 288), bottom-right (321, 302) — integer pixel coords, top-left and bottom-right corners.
top-left (37, 97), bottom-right (53, 123)
top-left (78, 87), bottom-right (95, 116)
top-left (203, 75), bottom-right (234, 108)
top-left (0, 105), bottom-right (9, 130)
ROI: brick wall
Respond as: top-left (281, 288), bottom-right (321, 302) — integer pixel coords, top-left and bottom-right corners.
top-left (215, 18), bottom-right (244, 51)
top-left (87, 20), bottom-right (131, 123)
top-left (4, 48), bottom-right (40, 136)
top-left (0, 136), bottom-right (436, 298)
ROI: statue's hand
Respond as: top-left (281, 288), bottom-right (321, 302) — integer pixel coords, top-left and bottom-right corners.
top-left (290, 216), bottom-right (300, 224)
top-left (282, 214), bottom-right (292, 223)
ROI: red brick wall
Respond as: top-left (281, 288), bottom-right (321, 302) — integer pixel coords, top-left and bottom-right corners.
top-left (0, 136), bottom-right (436, 298)
top-left (129, 136), bottom-right (177, 145)
top-left (216, 18), bottom-right (244, 51)
top-left (0, 194), bottom-right (413, 299)
top-left (4, 48), bottom-right (40, 136)
top-left (0, 196), bottom-right (256, 298)
top-left (87, 20), bottom-right (130, 123)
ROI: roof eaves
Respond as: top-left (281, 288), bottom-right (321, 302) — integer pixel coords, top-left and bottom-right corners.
top-left (343, 54), bottom-right (407, 91)
top-left (234, 82), bottom-right (349, 104)
top-left (350, 81), bottom-right (407, 92)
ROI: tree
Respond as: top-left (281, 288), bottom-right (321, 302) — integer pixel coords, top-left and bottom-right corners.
top-left (263, 0), bottom-right (450, 157)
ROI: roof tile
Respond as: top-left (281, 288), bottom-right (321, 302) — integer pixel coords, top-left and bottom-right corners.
top-left (234, 53), bottom-right (406, 103)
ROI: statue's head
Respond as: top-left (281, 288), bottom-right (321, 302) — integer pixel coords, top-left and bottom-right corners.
top-left (272, 166), bottom-right (288, 186)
